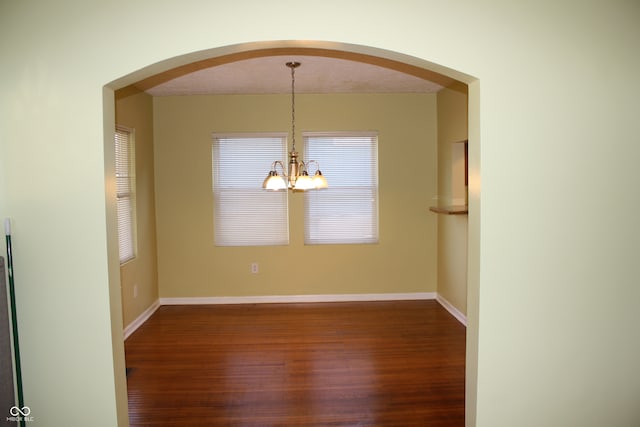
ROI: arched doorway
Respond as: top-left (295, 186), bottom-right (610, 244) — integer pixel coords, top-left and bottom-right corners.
top-left (105, 40), bottom-right (480, 425)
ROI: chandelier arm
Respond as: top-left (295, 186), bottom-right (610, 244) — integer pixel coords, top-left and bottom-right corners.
top-left (305, 159), bottom-right (321, 174)
top-left (272, 160), bottom-right (288, 178)
top-left (298, 160), bottom-right (308, 173)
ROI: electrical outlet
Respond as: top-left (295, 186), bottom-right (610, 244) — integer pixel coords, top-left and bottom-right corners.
top-left (251, 263), bottom-right (259, 274)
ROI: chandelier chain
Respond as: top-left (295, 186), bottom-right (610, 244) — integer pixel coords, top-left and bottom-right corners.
top-left (290, 63), bottom-right (296, 152)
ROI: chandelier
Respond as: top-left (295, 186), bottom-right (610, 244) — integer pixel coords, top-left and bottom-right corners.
top-left (262, 62), bottom-right (328, 191)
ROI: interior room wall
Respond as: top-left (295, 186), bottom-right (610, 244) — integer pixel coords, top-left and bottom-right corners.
top-left (153, 93), bottom-right (438, 298)
top-left (115, 89), bottom-right (159, 328)
top-left (1, 2), bottom-right (639, 427)
top-left (436, 87), bottom-right (468, 315)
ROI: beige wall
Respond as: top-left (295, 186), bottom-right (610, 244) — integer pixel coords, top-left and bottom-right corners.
top-left (153, 93), bottom-right (438, 297)
top-left (436, 88), bottom-right (468, 314)
top-left (1, 2), bottom-right (639, 427)
top-left (115, 89), bottom-right (159, 327)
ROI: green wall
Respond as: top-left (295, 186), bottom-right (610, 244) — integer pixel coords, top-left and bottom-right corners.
top-left (153, 93), bottom-right (438, 298)
top-left (1, 2), bottom-right (639, 426)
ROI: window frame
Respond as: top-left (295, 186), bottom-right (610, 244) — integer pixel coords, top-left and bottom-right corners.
top-left (303, 131), bottom-right (379, 245)
top-left (211, 132), bottom-right (289, 247)
top-left (115, 125), bottom-right (137, 264)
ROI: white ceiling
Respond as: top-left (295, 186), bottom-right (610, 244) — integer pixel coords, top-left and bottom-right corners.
top-left (146, 55), bottom-right (445, 96)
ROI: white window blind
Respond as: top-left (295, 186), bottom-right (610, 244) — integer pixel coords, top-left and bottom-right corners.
top-left (304, 132), bottom-right (379, 245)
top-left (115, 126), bottom-right (136, 263)
top-left (212, 134), bottom-right (289, 246)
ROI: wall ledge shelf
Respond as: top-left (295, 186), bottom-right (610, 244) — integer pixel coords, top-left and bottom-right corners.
top-left (429, 205), bottom-right (468, 215)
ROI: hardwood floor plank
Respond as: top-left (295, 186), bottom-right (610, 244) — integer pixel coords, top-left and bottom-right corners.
top-left (125, 300), bottom-right (465, 426)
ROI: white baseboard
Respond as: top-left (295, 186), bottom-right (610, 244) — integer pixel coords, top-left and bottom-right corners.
top-left (124, 292), bottom-right (466, 340)
top-left (123, 299), bottom-right (160, 340)
top-left (436, 294), bottom-right (467, 326)
top-left (159, 292), bottom-right (436, 306)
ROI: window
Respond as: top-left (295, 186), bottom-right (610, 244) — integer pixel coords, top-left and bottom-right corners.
top-left (212, 133), bottom-right (289, 246)
top-left (115, 126), bottom-right (136, 263)
top-left (304, 132), bottom-right (379, 244)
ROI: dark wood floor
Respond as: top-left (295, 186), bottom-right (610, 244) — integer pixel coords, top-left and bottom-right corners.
top-left (125, 300), bottom-right (466, 426)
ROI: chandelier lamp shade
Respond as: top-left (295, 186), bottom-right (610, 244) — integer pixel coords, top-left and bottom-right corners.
top-left (262, 62), bottom-right (328, 192)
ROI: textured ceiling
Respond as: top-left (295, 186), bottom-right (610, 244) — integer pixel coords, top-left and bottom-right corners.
top-left (145, 55), bottom-right (445, 96)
